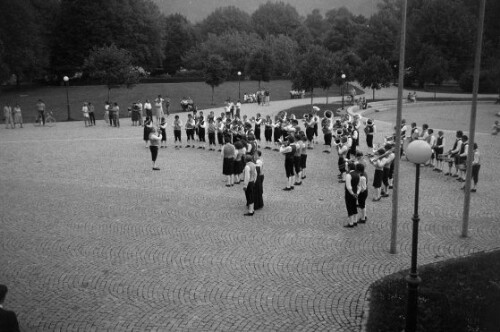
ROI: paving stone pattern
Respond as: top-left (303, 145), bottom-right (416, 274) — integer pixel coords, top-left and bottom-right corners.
top-left (1, 94), bottom-right (499, 332)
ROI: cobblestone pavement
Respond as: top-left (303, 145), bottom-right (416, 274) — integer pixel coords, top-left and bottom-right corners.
top-left (1, 93), bottom-right (499, 332)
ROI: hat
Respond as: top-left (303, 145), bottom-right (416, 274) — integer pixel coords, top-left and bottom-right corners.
top-left (367, 119), bottom-right (373, 126)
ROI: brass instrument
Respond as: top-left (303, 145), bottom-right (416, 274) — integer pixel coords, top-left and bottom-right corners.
top-left (324, 110), bottom-right (333, 119)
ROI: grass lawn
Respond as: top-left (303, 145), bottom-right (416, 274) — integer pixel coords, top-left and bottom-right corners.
top-left (367, 250), bottom-right (500, 332)
top-left (279, 102), bottom-right (345, 120)
top-left (0, 80), bottom-right (352, 123)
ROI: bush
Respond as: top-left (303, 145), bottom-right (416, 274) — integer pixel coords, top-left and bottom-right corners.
top-left (458, 70), bottom-right (498, 93)
top-left (367, 250), bottom-right (500, 332)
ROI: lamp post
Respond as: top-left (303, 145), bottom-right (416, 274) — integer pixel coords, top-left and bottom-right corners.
top-left (405, 140), bottom-right (432, 332)
top-left (237, 71), bottom-right (242, 101)
top-left (63, 76), bottom-right (72, 121)
top-left (341, 73), bottom-right (346, 109)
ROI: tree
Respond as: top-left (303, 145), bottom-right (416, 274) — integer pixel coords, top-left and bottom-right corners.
top-left (251, 2), bottom-right (301, 37)
top-left (183, 32), bottom-right (263, 75)
top-left (290, 45), bottom-right (332, 105)
top-left (203, 55), bottom-right (229, 105)
top-left (319, 55), bottom-right (341, 105)
top-left (51, 0), bottom-right (164, 76)
top-left (196, 6), bottom-right (253, 37)
top-left (246, 48), bottom-right (273, 88)
top-left (265, 34), bottom-right (298, 77)
top-left (416, 46), bottom-right (449, 97)
top-left (324, 7), bottom-right (366, 53)
top-left (83, 45), bottom-right (147, 102)
top-left (304, 9), bottom-right (327, 45)
top-left (163, 14), bottom-right (196, 75)
top-left (357, 55), bottom-right (393, 100)
top-left (0, 0), bottom-right (50, 84)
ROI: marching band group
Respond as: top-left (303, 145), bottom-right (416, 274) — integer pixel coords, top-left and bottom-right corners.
top-left (141, 104), bottom-right (481, 223)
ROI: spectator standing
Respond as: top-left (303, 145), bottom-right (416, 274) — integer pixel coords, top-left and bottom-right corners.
top-left (88, 102), bottom-right (96, 126)
top-left (36, 99), bottom-right (46, 126)
top-left (104, 101), bottom-right (110, 125)
top-left (3, 104), bottom-right (14, 129)
top-left (172, 115), bottom-right (183, 149)
top-left (81, 102), bottom-right (90, 127)
top-left (13, 104), bottom-right (23, 128)
top-left (154, 95), bottom-right (164, 124)
top-left (112, 102), bottom-right (120, 127)
top-left (136, 100), bottom-right (144, 126)
top-left (144, 99), bottom-right (152, 120)
top-left (149, 127), bottom-right (162, 170)
top-left (0, 284), bottom-right (20, 332)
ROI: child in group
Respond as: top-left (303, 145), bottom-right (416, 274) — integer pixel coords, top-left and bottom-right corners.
top-left (81, 102), bottom-right (90, 127)
top-left (264, 115), bottom-right (273, 149)
top-left (355, 163), bottom-right (368, 224)
top-left (149, 127), bottom-right (162, 171)
top-left (470, 143), bottom-right (480, 192)
top-left (433, 131), bottom-right (445, 172)
top-left (172, 115), bottom-right (182, 149)
top-left (185, 114), bottom-right (195, 148)
top-left (369, 148), bottom-right (386, 201)
top-left (216, 117), bottom-right (224, 151)
top-left (144, 117), bottom-right (153, 148)
top-left (300, 135), bottom-right (308, 180)
top-left (221, 136), bottom-right (236, 187)
top-left (159, 117), bottom-right (167, 148)
top-left (207, 118), bottom-right (217, 151)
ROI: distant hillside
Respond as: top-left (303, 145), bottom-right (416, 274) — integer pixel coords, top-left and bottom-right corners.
top-left (152, 0), bottom-right (380, 23)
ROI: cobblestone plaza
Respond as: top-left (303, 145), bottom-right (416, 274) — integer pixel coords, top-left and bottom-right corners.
top-left (1, 97), bottom-right (499, 331)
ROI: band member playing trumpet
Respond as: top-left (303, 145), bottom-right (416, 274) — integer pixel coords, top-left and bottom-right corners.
top-left (280, 135), bottom-right (296, 191)
top-left (273, 118), bottom-right (282, 151)
top-left (322, 110), bottom-right (334, 153)
top-left (304, 114), bottom-right (315, 149)
top-left (369, 148), bottom-right (386, 201)
top-left (334, 136), bottom-right (349, 183)
top-left (433, 130), bottom-right (445, 172)
top-left (312, 106), bottom-right (320, 144)
top-left (381, 143), bottom-right (395, 197)
top-left (254, 113), bottom-right (263, 146)
top-left (264, 115), bottom-right (273, 149)
top-left (364, 119), bottom-right (376, 149)
top-left (355, 163), bottom-right (368, 224)
top-left (294, 133), bottom-right (305, 186)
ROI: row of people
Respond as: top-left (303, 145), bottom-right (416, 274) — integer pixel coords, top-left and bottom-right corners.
top-left (3, 104), bottom-right (23, 128)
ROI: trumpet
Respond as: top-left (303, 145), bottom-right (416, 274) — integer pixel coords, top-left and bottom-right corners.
top-left (369, 150), bottom-right (393, 163)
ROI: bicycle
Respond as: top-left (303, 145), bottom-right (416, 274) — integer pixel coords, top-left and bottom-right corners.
top-left (33, 110), bottom-right (56, 127)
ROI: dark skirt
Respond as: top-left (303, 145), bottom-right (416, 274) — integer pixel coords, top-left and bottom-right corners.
top-left (306, 127), bottom-right (315, 141)
top-left (265, 127), bottom-right (272, 142)
top-left (223, 157), bottom-right (234, 175)
top-left (233, 159), bottom-right (242, 175)
top-left (144, 126), bottom-right (152, 141)
top-left (254, 170), bottom-right (264, 210)
top-left (132, 110), bottom-right (140, 121)
top-left (274, 128), bottom-right (282, 143)
top-left (161, 128), bottom-right (166, 142)
top-left (255, 127), bottom-right (261, 140)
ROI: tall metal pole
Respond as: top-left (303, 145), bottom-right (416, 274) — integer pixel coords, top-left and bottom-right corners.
top-left (406, 163), bottom-right (422, 332)
top-left (390, 0), bottom-right (408, 254)
top-left (462, 0), bottom-right (486, 238)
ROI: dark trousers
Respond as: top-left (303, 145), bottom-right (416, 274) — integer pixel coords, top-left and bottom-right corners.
top-left (38, 111), bottom-right (45, 125)
top-left (150, 146), bottom-right (158, 162)
top-left (89, 112), bottom-right (96, 125)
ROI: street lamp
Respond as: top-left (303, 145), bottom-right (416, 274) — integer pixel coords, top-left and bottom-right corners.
top-left (63, 76), bottom-right (72, 121)
top-left (341, 73), bottom-right (346, 109)
top-left (404, 140), bottom-right (432, 332)
top-left (237, 71), bottom-right (242, 101)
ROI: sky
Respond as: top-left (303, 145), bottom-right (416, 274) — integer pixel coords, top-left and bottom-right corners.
top-left (152, 0), bottom-right (381, 23)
